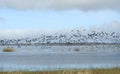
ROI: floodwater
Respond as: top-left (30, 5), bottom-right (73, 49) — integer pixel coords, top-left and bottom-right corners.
top-left (0, 45), bottom-right (120, 71)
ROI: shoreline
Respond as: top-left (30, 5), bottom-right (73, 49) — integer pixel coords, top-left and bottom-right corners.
top-left (0, 64), bottom-right (120, 71)
top-left (1, 43), bottom-right (120, 47)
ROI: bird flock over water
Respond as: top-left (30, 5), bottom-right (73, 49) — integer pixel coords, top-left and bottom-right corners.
top-left (0, 30), bottom-right (120, 47)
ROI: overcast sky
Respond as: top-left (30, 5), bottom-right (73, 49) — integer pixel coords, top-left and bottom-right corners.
top-left (0, 0), bottom-right (120, 35)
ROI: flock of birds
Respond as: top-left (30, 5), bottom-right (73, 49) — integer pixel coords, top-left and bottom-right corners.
top-left (0, 30), bottom-right (120, 47)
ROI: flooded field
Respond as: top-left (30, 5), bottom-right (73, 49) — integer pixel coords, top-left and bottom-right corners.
top-left (0, 44), bottom-right (120, 71)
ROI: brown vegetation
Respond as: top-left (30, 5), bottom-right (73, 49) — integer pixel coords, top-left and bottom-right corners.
top-left (74, 48), bottom-right (80, 52)
top-left (3, 47), bottom-right (15, 52)
top-left (0, 68), bottom-right (120, 74)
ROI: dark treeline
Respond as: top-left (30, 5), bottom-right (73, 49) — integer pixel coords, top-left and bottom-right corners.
top-left (0, 30), bottom-right (120, 47)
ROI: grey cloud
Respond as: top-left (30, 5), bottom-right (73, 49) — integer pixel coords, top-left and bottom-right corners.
top-left (0, 0), bottom-right (120, 11)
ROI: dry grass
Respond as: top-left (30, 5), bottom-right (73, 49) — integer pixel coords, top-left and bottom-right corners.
top-left (3, 47), bottom-right (15, 52)
top-left (0, 68), bottom-right (120, 74)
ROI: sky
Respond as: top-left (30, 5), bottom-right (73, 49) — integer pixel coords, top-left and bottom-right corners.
top-left (0, 0), bottom-right (120, 36)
